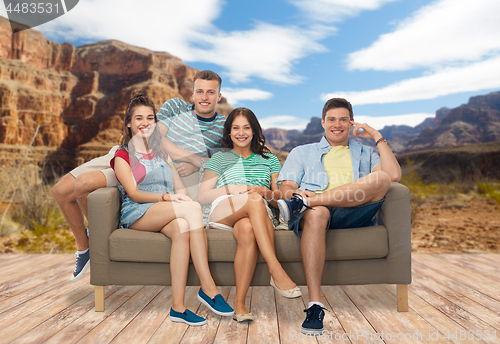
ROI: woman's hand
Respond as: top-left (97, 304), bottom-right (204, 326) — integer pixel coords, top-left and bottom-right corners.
top-left (227, 184), bottom-right (249, 195)
top-left (166, 193), bottom-right (192, 203)
top-left (247, 186), bottom-right (268, 197)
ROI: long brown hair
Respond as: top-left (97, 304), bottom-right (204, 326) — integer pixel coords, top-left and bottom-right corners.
top-left (119, 91), bottom-right (167, 162)
top-left (221, 107), bottom-right (271, 159)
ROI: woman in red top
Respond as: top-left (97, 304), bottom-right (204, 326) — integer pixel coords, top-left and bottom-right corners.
top-left (111, 92), bottom-right (233, 326)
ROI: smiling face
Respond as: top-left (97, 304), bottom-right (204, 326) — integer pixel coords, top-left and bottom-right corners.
top-left (193, 79), bottom-right (221, 118)
top-left (230, 114), bottom-right (253, 150)
top-left (322, 107), bottom-right (352, 146)
top-left (127, 105), bottom-right (156, 139)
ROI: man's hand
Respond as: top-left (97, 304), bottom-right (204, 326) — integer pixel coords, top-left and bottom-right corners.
top-left (350, 121), bottom-right (383, 141)
top-left (175, 162), bottom-right (198, 177)
top-left (294, 190), bottom-right (316, 198)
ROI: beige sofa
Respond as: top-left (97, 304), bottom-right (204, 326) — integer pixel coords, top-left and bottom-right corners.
top-left (88, 180), bottom-right (411, 312)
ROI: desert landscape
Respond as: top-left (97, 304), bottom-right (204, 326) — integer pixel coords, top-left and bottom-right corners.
top-left (0, 16), bottom-right (499, 255)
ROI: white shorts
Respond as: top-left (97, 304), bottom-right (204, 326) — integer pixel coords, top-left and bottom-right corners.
top-left (208, 194), bottom-right (275, 231)
top-left (69, 146), bottom-right (119, 187)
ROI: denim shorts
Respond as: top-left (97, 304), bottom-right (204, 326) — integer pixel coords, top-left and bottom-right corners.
top-left (289, 198), bottom-right (384, 238)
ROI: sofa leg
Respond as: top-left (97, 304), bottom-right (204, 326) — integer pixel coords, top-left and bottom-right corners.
top-left (95, 286), bottom-right (105, 312)
top-left (397, 284), bottom-right (409, 312)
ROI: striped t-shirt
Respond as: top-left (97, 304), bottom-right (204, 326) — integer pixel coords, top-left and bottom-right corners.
top-left (208, 151), bottom-right (281, 188)
top-left (156, 98), bottom-right (226, 160)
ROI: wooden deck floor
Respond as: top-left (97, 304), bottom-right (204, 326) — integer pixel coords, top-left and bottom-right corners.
top-left (0, 254), bottom-right (499, 344)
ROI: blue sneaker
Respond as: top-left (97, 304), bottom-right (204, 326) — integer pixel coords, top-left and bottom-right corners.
top-left (197, 288), bottom-right (234, 316)
top-left (278, 193), bottom-right (312, 222)
top-left (301, 304), bottom-right (327, 335)
top-left (170, 308), bottom-right (207, 326)
top-left (70, 250), bottom-right (90, 282)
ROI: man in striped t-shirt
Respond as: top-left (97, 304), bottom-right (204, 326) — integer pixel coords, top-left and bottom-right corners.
top-left (157, 70), bottom-right (226, 178)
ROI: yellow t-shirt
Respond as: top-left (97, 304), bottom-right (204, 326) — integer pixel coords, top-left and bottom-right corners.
top-left (319, 145), bottom-right (353, 193)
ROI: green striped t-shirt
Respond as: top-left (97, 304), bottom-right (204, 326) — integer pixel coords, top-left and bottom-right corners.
top-left (208, 151), bottom-right (281, 189)
top-left (156, 98), bottom-right (226, 160)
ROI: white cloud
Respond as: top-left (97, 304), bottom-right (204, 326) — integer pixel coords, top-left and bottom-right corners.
top-left (222, 88), bottom-right (273, 105)
top-left (291, 0), bottom-right (398, 23)
top-left (321, 55), bottom-right (500, 105)
top-left (9, 0), bottom-right (327, 85)
top-left (36, 0), bottom-right (221, 57)
top-left (354, 113), bottom-right (434, 130)
top-left (184, 23), bottom-right (328, 84)
top-left (348, 0), bottom-right (500, 71)
top-left (259, 115), bottom-right (310, 130)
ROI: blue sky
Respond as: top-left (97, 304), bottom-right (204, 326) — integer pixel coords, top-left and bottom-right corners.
top-left (2, 0), bottom-right (500, 130)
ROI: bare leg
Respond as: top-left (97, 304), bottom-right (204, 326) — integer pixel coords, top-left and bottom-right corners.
top-left (232, 218), bottom-right (258, 315)
top-left (132, 209), bottom-right (190, 312)
top-left (300, 206), bottom-right (330, 303)
top-left (74, 171), bottom-right (107, 219)
top-left (210, 194), bottom-right (296, 290)
top-left (307, 171), bottom-right (391, 208)
top-left (53, 173), bottom-right (88, 251)
top-left (132, 200), bottom-right (219, 299)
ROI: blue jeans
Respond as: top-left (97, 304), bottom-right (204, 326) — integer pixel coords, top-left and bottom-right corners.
top-left (289, 198), bottom-right (384, 237)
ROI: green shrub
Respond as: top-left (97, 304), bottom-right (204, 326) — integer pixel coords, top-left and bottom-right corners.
top-left (478, 182), bottom-right (500, 205)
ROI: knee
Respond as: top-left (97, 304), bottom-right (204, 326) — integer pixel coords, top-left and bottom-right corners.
top-left (167, 219), bottom-right (191, 239)
top-left (374, 171), bottom-right (391, 193)
top-left (235, 222), bottom-right (256, 246)
top-left (247, 194), bottom-right (265, 210)
top-left (302, 207), bottom-right (330, 233)
top-left (52, 175), bottom-right (74, 202)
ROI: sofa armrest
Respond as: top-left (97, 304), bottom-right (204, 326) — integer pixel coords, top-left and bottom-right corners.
top-left (377, 182), bottom-right (412, 284)
top-left (88, 187), bottom-right (120, 285)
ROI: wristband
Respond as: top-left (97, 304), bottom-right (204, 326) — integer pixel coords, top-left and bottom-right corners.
top-left (161, 192), bottom-right (169, 201)
top-left (375, 137), bottom-right (386, 146)
top-left (266, 192), bottom-right (275, 202)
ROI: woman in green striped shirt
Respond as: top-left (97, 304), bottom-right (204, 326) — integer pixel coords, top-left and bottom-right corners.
top-left (198, 108), bottom-right (301, 322)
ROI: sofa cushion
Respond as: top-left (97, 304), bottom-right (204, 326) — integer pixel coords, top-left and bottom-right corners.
top-left (109, 225), bottom-right (388, 263)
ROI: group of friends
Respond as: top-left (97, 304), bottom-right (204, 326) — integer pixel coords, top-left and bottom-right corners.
top-left (52, 70), bottom-right (401, 335)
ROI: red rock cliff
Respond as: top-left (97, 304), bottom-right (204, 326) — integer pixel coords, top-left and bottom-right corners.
top-left (0, 17), bottom-right (232, 170)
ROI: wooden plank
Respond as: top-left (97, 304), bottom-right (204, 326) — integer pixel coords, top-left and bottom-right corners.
top-left (414, 255), bottom-right (500, 302)
top-left (0, 254), bottom-right (34, 266)
top-left (147, 286), bottom-right (199, 344)
top-left (322, 285), bottom-right (377, 344)
top-left (109, 287), bottom-right (171, 343)
top-left (442, 254), bottom-right (500, 278)
top-left (411, 262), bottom-right (500, 331)
top-left (342, 284), bottom-right (451, 343)
top-left (180, 286), bottom-right (231, 344)
top-left (316, 287), bottom-right (350, 344)
top-left (0, 254), bottom-right (68, 283)
top-left (247, 286), bottom-right (280, 344)
top-left (0, 260), bottom-right (81, 314)
top-left (43, 286), bottom-right (142, 344)
top-left (461, 254), bottom-right (500, 274)
top-left (9, 285), bottom-right (121, 344)
top-left (0, 283), bottom-right (94, 343)
top-left (0, 258), bottom-right (74, 298)
top-left (386, 286), bottom-right (483, 344)
top-left (412, 260), bottom-right (500, 317)
top-left (0, 274), bottom-right (90, 331)
top-left (275, 286), bottom-right (311, 344)
top-left (214, 286), bottom-right (250, 344)
top-left (77, 285), bottom-right (163, 344)
top-left (408, 284), bottom-right (499, 344)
